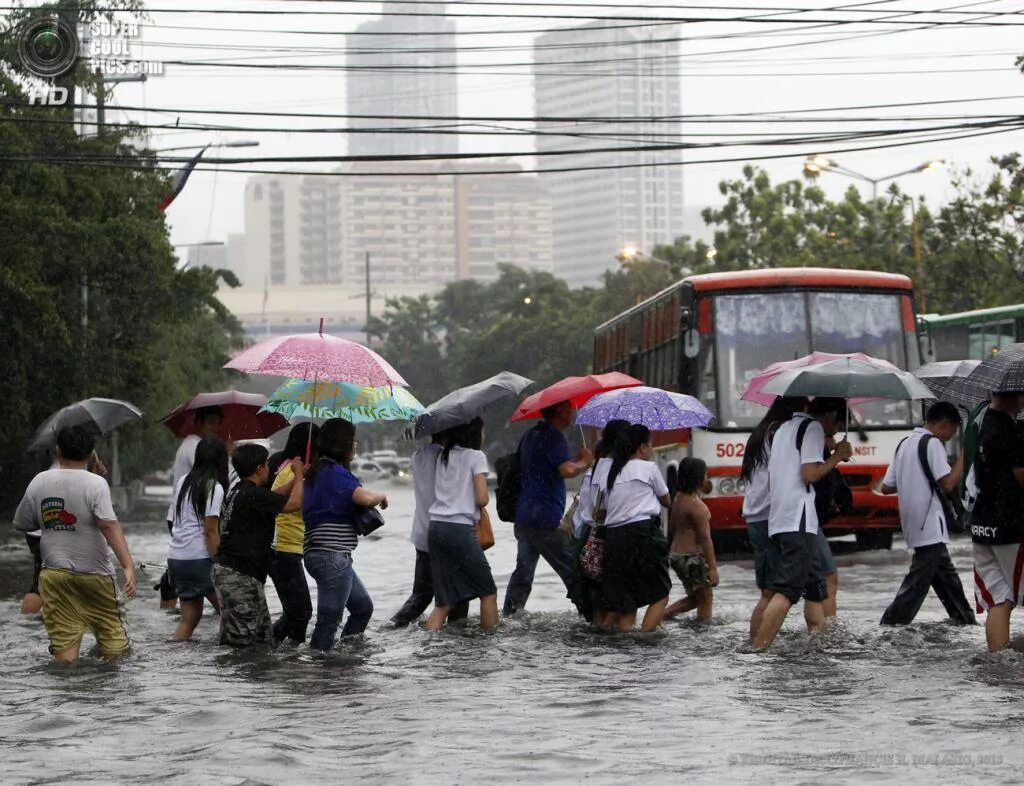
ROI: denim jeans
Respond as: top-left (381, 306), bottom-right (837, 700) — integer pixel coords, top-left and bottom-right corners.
top-left (503, 523), bottom-right (581, 616)
top-left (268, 551), bottom-right (313, 644)
top-left (304, 549), bottom-right (374, 652)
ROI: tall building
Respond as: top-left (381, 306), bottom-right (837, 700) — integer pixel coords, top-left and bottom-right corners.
top-left (346, 2), bottom-right (458, 158)
top-left (533, 23), bottom-right (684, 287)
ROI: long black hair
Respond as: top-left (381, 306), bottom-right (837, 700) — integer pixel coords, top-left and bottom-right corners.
top-left (594, 419), bottom-right (629, 462)
top-left (271, 422), bottom-right (321, 476)
top-left (306, 418), bottom-right (356, 485)
top-left (740, 396), bottom-right (808, 482)
top-left (607, 424), bottom-right (651, 492)
top-left (438, 417), bottom-right (484, 466)
top-left (176, 437), bottom-right (229, 523)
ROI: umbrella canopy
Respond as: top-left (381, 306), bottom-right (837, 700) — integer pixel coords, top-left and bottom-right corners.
top-left (161, 390), bottom-right (288, 439)
top-left (761, 357), bottom-right (934, 401)
top-left (956, 343), bottom-right (1024, 404)
top-left (743, 352), bottom-right (895, 406)
top-left (224, 326), bottom-right (406, 387)
top-left (510, 372), bottom-right (643, 422)
top-left (410, 371), bottom-right (534, 438)
top-left (913, 359), bottom-right (982, 406)
top-left (28, 398), bottom-right (143, 451)
top-left (576, 386), bottom-right (714, 431)
top-left (262, 378), bottom-right (426, 424)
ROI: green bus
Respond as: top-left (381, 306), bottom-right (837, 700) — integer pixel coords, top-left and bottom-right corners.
top-left (919, 304), bottom-right (1024, 362)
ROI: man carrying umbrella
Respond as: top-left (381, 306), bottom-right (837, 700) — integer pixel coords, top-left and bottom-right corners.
top-left (504, 400), bottom-right (594, 616)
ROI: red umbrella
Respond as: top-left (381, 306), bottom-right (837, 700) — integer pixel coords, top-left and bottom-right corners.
top-left (161, 390), bottom-right (288, 440)
top-left (510, 372), bottom-right (644, 422)
top-left (224, 320), bottom-right (406, 387)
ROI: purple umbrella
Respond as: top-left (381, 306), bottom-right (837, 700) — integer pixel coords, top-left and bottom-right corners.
top-left (576, 386), bottom-right (714, 431)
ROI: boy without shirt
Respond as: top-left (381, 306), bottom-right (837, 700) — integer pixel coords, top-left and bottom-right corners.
top-left (665, 458), bottom-right (719, 622)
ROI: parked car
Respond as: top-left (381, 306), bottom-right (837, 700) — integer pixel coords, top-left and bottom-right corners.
top-left (350, 459), bottom-right (389, 483)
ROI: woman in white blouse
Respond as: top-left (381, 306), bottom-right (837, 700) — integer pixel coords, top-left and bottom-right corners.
top-left (593, 424), bottom-right (671, 632)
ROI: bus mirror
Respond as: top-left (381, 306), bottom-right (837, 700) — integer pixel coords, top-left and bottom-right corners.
top-left (683, 328), bottom-right (700, 358)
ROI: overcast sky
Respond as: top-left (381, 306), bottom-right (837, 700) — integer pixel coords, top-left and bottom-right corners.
top-left (91, 0), bottom-right (1024, 254)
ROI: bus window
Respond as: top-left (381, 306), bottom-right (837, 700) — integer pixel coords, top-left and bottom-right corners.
top-left (713, 292), bottom-right (810, 428)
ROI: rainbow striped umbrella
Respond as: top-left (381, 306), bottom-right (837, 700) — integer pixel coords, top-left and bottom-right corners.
top-left (260, 378), bottom-right (425, 424)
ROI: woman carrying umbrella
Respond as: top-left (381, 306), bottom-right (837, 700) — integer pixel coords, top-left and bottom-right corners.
top-left (303, 419), bottom-right (388, 653)
top-left (592, 424), bottom-right (672, 632)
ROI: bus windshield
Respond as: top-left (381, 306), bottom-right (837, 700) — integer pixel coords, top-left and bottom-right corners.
top-left (711, 290), bottom-right (912, 429)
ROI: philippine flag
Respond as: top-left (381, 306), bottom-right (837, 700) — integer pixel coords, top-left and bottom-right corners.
top-left (159, 146), bottom-right (208, 212)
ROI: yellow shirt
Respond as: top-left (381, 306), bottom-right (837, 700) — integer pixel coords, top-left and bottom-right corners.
top-left (272, 464), bottom-right (304, 554)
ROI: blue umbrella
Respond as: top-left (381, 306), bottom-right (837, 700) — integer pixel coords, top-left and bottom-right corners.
top-left (576, 386), bottom-right (713, 431)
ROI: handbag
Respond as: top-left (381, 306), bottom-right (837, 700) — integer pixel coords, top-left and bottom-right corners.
top-left (355, 505), bottom-right (385, 536)
top-left (476, 507), bottom-right (495, 551)
top-left (580, 524), bottom-right (606, 580)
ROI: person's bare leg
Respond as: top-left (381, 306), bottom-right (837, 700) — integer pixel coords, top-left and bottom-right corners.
top-left (617, 611), bottom-right (638, 632)
top-left (664, 596), bottom-right (698, 620)
top-left (986, 602), bottom-right (1013, 651)
top-left (170, 599), bottom-right (204, 640)
top-left (21, 593), bottom-right (43, 615)
top-left (823, 573), bottom-right (838, 618)
top-left (479, 595), bottom-right (498, 630)
top-left (206, 591), bottom-right (221, 613)
top-left (804, 600), bottom-right (826, 635)
top-left (754, 594), bottom-right (794, 650)
top-left (51, 643), bottom-right (81, 663)
top-left (426, 605), bottom-right (449, 631)
top-left (641, 598), bottom-right (668, 632)
top-left (594, 611), bottom-right (616, 630)
top-left (695, 588), bottom-right (713, 622)
top-left (750, 590), bottom-right (773, 641)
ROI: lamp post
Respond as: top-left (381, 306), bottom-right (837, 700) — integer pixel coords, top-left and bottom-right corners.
top-left (802, 155), bottom-right (945, 201)
top-left (153, 141), bottom-right (260, 154)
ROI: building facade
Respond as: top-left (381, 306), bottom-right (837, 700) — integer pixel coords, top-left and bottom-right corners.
top-left (533, 23), bottom-right (685, 287)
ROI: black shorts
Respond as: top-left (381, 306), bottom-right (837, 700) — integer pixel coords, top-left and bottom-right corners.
top-left (767, 531), bottom-right (828, 605)
top-left (25, 534), bottom-right (42, 595)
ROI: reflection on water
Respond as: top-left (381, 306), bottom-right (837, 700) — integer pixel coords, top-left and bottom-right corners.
top-left (1, 486), bottom-right (1022, 784)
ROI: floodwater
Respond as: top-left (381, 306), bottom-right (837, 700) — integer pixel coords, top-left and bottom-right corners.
top-left (1, 485), bottom-right (1022, 785)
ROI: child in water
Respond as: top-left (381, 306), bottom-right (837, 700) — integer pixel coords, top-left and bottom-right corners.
top-left (664, 458), bottom-right (719, 622)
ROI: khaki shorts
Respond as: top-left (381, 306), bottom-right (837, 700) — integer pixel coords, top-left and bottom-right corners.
top-left (39, 568), bottom-right (130, 657)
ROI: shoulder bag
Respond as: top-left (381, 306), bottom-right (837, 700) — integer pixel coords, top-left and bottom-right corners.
top-left (916, 434), bottom-right (966, 535)
top-left (476, 507), bottom-right (495, 551)
top-left (355, 505), bottom-right (386, 536)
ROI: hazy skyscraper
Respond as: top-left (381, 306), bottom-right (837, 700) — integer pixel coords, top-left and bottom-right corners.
top-left (347, 2), bottom-right (458, 158)
top-left (534, 23), bottom-right (684, 287)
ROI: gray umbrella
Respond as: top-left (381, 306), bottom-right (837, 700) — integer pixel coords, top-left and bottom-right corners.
top-left (958, 343), bottom-right (1024, 401)
top-left (762, 357), bottom-right (934, 400)
top-left (408, 372), bottom-right (534, 439)
top-left (29, 398), bottom-right (144, 451)
top-left (913, 359), bottom-right (983, 408)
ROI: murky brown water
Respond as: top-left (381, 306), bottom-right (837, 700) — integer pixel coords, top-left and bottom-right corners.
top-left (2, 485), bottom-right (1022, 784)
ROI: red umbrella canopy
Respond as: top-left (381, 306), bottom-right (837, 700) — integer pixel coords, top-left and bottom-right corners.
top-left (161, 390), bottom-right (288, 439)
top-left (224, 330), bottom-right (407, 387)
top-left (510, 372), bottom-right (644, 422)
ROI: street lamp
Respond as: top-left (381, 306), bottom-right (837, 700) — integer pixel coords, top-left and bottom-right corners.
top-left (802, 155), bottom-right (946, 200)
top-left (153, 140), bottom-right (260, 154)
top-left (616, 244), bottom-right (673, 266)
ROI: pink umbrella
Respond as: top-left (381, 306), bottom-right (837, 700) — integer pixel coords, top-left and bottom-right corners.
top-left (224, 320), bottom-right (407, 387)
top-left (742, 352), bottom-right (898, 406)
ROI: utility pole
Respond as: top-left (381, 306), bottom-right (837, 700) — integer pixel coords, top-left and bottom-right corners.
top-left (365, 250), bottom-right (371, 346)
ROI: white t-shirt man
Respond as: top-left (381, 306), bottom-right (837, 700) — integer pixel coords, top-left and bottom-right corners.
top-left (599, 458), bottom-right (669, 528)
top-left (410, 444), bottom-right (442, 551)
top-left (168, 477), bottom-right (225, 560)
top-left (429, 447), bottom-right (490, 527)
top-left (768, 413), bottom-right (826, 536)
top-left (14, 468), bottom-right (117, 576)
top-left (882, 427), bottom-right (952, 549)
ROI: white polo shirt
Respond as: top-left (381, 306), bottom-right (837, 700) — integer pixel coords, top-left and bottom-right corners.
top-left (882, 427), bottom-right (951, 549)
top-left (768, 413), bottom-right (826, 536)
top-left (598, 458), bottom-right (669, 528)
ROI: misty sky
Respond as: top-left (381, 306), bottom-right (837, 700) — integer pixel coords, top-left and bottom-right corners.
top-left (91, 0), bottom-right (1024, 259)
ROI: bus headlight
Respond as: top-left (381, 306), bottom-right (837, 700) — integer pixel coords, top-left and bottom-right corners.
top-left (718, 477), bottom-right (736, 495)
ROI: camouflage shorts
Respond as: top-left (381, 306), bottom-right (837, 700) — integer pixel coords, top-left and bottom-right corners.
top-left (669, 552), bottom-right (711, 596)
top-left (212, 563), bottom-right (273, 647)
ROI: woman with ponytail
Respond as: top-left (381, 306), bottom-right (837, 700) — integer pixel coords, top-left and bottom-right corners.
top-left (592, 424), bottom-right (672, 632)
top-left (425, 418), bottom-right (498, 631)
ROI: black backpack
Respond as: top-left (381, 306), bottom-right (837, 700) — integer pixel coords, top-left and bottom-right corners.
top-left (906, 433), bottom-right (966, 535)
top-left (495, 444), bottom-right (523, 523)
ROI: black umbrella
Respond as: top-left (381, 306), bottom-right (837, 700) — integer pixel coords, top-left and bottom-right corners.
top-left (29, 398), bottom-right (143, 451)
top-left (959, 343), bottom-right (1024, 402)
top-left (913, 359), bottom-right (982, 407)
top-left (407, 372), bottom-right (534, 439)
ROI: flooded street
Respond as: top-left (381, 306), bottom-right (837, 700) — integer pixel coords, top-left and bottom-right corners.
top-left (2, 484), bottom-right (1022, 785)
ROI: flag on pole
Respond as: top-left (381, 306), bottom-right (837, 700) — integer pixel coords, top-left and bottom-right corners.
top-left (159, 146), bottom-right (207, 212)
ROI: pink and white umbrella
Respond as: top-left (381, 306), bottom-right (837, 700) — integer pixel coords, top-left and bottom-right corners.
top-left (742, 351), bottom-right (897, 406)
top-left (224, 321), bottom-right (407, 388)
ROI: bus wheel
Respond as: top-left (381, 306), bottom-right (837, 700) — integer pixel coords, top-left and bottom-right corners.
top-left (855, 530), bottom-right (894, 551)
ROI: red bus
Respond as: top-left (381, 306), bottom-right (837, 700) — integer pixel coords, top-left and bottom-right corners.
top-left (593, 267), bottom-right (921, 549)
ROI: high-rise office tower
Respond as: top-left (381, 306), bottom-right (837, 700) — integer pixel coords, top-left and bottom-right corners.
top-left (347, 2), bottom-right (458, 158)
top-left (534, 23), bottom-right (684, 287)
